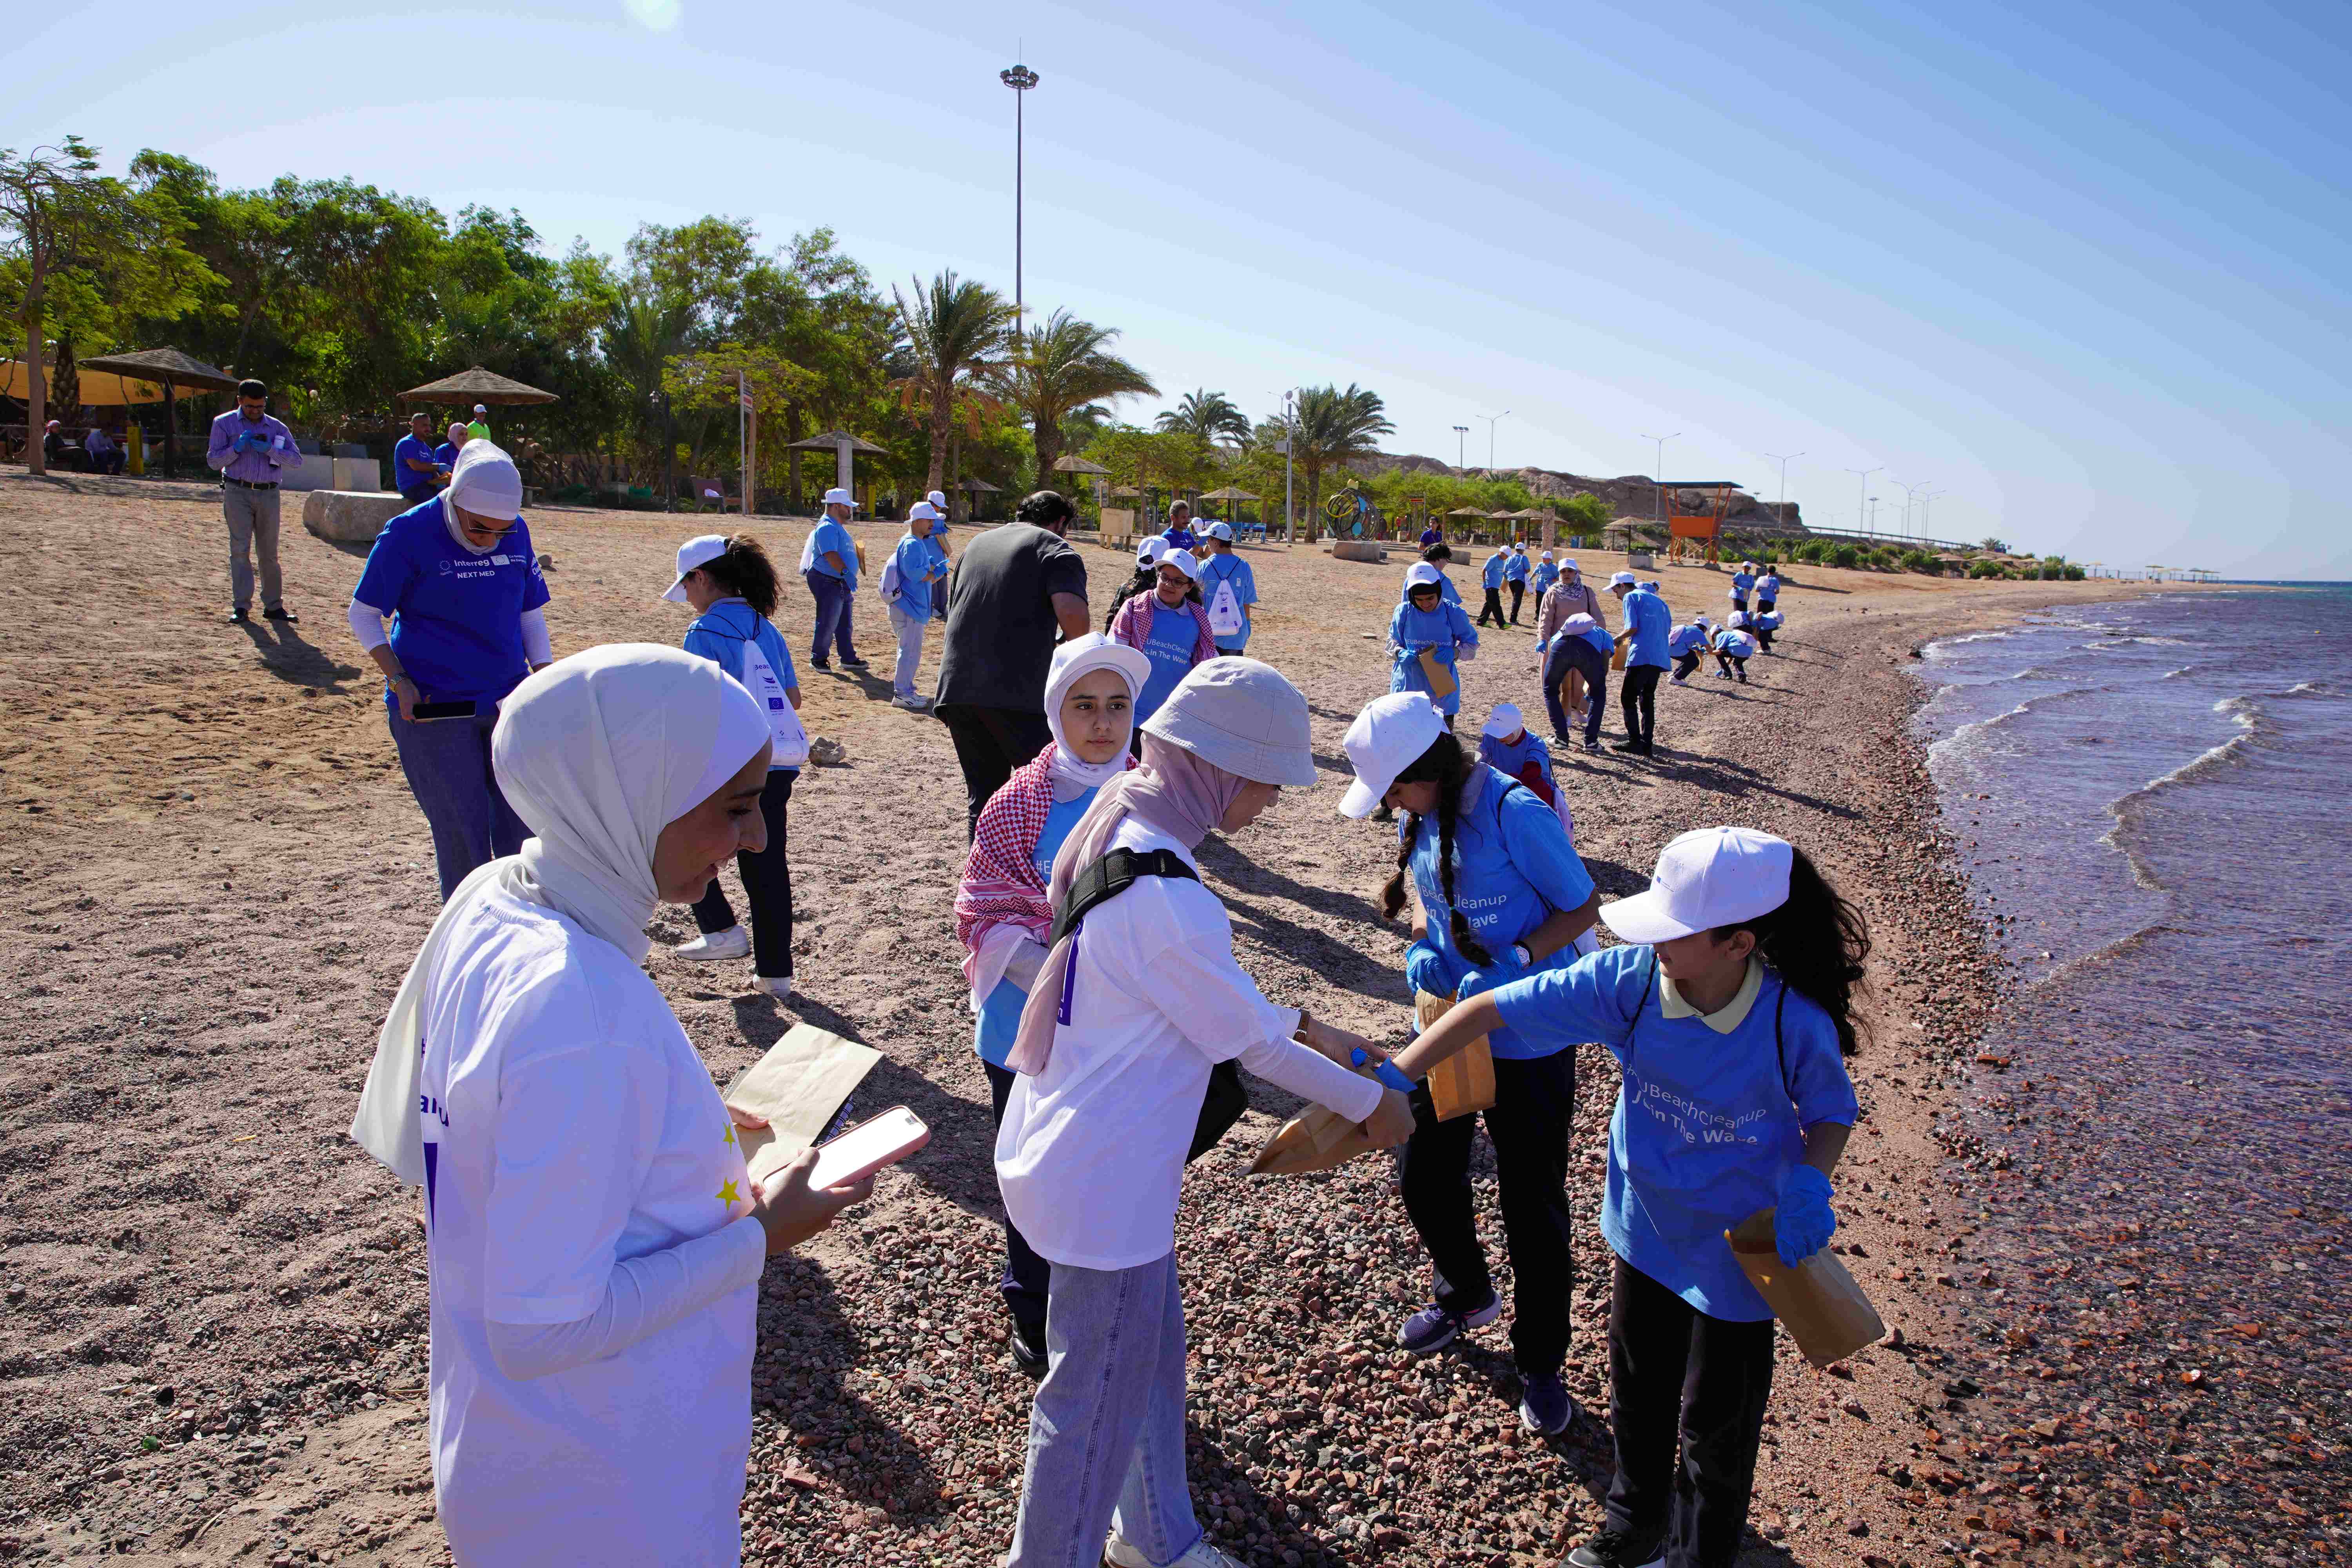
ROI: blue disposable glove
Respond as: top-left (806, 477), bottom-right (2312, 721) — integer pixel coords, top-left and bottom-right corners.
top-left (1775, 1165), bottom-right (1837, 1265)
top-left (1349, 1048), bottom-right (1419, 1094)
top-left (1403, 940), bottom-right (1448, 998)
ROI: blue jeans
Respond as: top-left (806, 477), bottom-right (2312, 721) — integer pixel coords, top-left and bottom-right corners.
top-left (388, 704), bottom-right (526, 901)
top-left (804, 569), bottom-right (857, 665)
top-left (1544, 637), bottom-right (1610, 747)
top-left (1008, 1252), bottom-right (1201, 1567)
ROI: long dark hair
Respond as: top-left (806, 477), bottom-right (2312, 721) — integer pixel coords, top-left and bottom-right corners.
top-left (698, 534), bottom-right (779, 617)
top-left (1722, 846), bottom-right (1870, 1055)
top-left (1377, 732), bottom-right (1492, 967)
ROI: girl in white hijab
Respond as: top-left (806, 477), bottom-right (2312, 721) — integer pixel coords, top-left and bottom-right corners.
top-left (350, 643), bottom-right (871, 1568)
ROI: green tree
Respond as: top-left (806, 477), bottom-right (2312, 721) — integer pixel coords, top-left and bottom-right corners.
top-left (1, 137), bottom-right (207, 472)
top-left (892, 269), bottom-right (1016, 492)
top-left (1153, 388), bottom-right (1249, 446)
top-left (1269, 383), bottom-right (1394, 539)
top-left (1005, 308), bottom-right (1156, 492)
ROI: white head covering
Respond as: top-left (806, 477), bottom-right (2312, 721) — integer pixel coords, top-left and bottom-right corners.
top-left (446, 439), bottom-right (524, 521)
top-left (349, 644), bottom-right (770, 1185)
top-left (1044, 633), bottom-right (1152, 792)
top-left (1161, 548), bottom-right (1201, 581)
top-left (1562, 612), bottom-right (1599, 635)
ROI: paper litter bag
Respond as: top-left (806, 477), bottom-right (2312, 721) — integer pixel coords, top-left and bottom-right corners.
top-left (1725, 1208), bottom-right (1886, 1368)
top-left (1415, 990), bottom-right (1495, 1122)
top-left (1249, 1069), bottom-right (1385, 1176)
top-left (722, 1023), bottom-right (883, 1189)
top-left (1417, 648), bottom-right (1458, 702)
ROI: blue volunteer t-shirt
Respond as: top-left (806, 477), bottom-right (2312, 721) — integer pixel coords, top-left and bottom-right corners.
top-left (808, 519), bottom-right (857, 588)
top-left (1668, 622), bottom-right (1710, 657)
top-left (1200, 554), bottom-right (1258, 650)
top-left (973, 789), bottom-right (1099, 1067)
top-left (1755, 611), bottom-right (1782, 632)
top-left (432, 441), bottom-right (460, 470)
top-left (1388, 599), bottom-right (1478, 716)
top-left (1531, 563), bottom-right (1560, 598)
top-left (1756, 574), bottom-right (1780, 601)
top-left (1478, 730), bottom-right (1555, 795)
top-left (683, 598), bottom-right (800, 770)
top-left (1731, 571), bottom-right (1756, 597)
top-left (1137, 602), bottom-right (1198, 722)
top-left (1482, 554), bottom-right (1508, 589)
top-left (1715, 629), bottom-right (1759, 658)
top-left (1401, 765), bottom-right (1596, 1055)
top-left (393, 434), bottom-right (439, 496)
top-left (1620, 588), bottom-right (1671, 668)
top-left (1161, 526), bottom-right (1200, 554)
top-left (1491, 946), bottom-right (1858, 1318)
top-left (354, 497), bottom-right (550, 712)
top-left (890, 532), bottom-right (937, 618)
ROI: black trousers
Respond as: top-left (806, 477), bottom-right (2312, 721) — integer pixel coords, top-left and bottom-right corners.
top-left (1507, 580), bottom-right (1526, 622)
top-left (1754, 626), bottom-right (1774, 651)
top-left (691, 768), bottom-right (794, 978)
top-left (1605, 1257), bottom-right (1776, 1568)
top-left (1672, 651), bottom-right (1702, 681)
top-left (1477, 586), bottom-right (1506, 627)
top-left (1622, 664), bottom-right (1662, 746)
top-left (983, 1061), bottom-right (1051, 1344)
top-left (1714, 654), bottom-right (1748, 682)
top-left (1397, 1050), bottom-right (1577, 1376)
top-left (1544, 635), bottom-right (1609, 746)
top-left (934, 703), bottom-right (1053, 840)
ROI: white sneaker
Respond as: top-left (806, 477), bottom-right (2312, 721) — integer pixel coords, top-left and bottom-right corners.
top-left (753, 975), bottom-right (799, 1002)
top-left (1669, 676), bottom-right (1688, 687)
top-left (1105, 1533), bottom-right (1245, 1568)
top-left (891, 694), bottom-right (930, 710)
top-left (673, 927), bottom-right (750, 962)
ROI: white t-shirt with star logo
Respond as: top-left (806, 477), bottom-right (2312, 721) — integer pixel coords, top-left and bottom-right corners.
top-left (417, 882), bottom-right (759, 1566)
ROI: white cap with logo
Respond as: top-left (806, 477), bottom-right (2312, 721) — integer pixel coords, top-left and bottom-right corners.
top-left (662, 533), bottom-right (730, 602)
top-left (1599, 827), bottom-right (1794, 944)
top-left (1480, 702), bottom-right (1524, 739)
top-left (1206, 521), bottom-right (1234, 541)
top-left (1609, 570), bottom-right (1637, 587)
top-left (1161, 548), bottom-right (1202, 581)
top-left (822, 486), bottom-right (854, 508)
top-left (1337, 691), bottom-right (1447, 819)
top-left (1136, 535), bottom-right (1169, 566)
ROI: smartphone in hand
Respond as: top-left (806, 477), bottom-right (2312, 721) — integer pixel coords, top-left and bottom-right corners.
top-left (804, 1107), bottom-right (929, 1191)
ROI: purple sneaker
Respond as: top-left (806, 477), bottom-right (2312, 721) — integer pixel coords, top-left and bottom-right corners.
top-left (1396, 1296), bottom-right (1501, 1356)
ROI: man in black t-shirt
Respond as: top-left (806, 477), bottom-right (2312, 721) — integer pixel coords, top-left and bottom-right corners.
top-left (935, 489), bottom-right (1095, 835)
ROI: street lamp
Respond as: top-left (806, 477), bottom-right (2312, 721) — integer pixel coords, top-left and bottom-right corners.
top-left (1477, 410), bottom-right (1510, 472)
top-left (1000, 61), bottom-right (1039, 324)
top-left (1640, 432), bottom-right (1679, 527)
top-left (1891, 477), bottom-right (1930, 543)
top-left (1844, 465), bottom-right (1881, 542)
top-left (1282, 389), bottom-right (1298, 546)
top-left (651, 389), bottom-right (675, 513)
top-left (1762, 451), bottom-right (1802, 522)
top-left (1453, 425), bottom-right (1468, 470)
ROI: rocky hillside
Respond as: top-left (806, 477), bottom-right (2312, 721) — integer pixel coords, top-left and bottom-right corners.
top-left (1347, 452), bottom-right (1808, 532)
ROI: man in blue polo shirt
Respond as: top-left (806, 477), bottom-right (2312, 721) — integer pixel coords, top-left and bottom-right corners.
top-left (1608, 570), bottom-right (1671, 758)
top-left (1504, 543), bottom-right (1532, 624)
top-left (801, 487), bottom-right (865, 670)
top-left (394, 412), bottom-right (442, 505)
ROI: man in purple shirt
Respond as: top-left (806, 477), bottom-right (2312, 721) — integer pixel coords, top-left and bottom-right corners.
top-left (206, 379), bottom-right (304, 625)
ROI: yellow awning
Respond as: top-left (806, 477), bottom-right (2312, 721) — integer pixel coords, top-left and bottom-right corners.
top-left (1, 361), bottom-right (167, 405)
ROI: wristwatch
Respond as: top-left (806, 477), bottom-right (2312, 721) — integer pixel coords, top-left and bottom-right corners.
top-left (1511, 942), bottom-right (1533, 969)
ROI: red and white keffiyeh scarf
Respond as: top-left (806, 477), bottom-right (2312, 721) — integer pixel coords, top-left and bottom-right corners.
top-left (955, 744), bottom-right (1137, 1004)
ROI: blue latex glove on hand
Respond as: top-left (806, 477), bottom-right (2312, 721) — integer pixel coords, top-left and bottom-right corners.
top-left (1350, 1049), bottom-right (1419, 1094)
top-left (1403, 940), bottom-right (1448, 998)
top-left (1775, 1165), bottom-right (1837, 1265)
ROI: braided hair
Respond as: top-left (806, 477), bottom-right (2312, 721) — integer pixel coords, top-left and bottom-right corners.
top-left (1720, 846), bottom-right (1871, 1056)
top-left (1376, 732), bottom-right (1494, 967)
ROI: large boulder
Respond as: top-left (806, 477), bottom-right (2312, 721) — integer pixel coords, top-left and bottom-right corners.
top-left (1332, 541), bottom-right (1388, 563)
top-left (303, 489), bottom-right (407, 544)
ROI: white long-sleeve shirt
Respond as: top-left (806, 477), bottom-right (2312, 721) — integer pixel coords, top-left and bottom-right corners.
top-left (995, 819), bottom-right (1385, 1271)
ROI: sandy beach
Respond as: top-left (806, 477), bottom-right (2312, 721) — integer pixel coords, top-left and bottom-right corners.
top-left (0, 475), bottom-right (2222, 1567)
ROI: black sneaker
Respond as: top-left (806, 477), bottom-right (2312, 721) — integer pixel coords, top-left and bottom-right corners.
top-left (262, 605), bottom-right (298, 622)
top-left (227, 608), bottom-right (250, 625)
top-left (840, 656), bottom-right (869, 668)
top-left (1561, 1528), bottom-right (1664, 1568)
top-left (1610, 739), bottom-right (1642, 753)
top-left (1010, 1326), bottom-right (1048, 1381)
top-left (809, 660), bottom-right (832, 671)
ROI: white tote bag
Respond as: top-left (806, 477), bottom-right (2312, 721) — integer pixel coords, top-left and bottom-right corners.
top-left (739, 634), bottom-right (811, 769)
top-left (1206, 575), bottom-right (1245, 639)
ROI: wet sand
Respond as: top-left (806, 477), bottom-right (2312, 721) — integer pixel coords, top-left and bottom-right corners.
top-left (0, 475), bottom-right (2219, 1566)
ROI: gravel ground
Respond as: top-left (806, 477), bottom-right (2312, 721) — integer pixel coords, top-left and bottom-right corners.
top-left (0, 476), bottom-right (2225, 1567)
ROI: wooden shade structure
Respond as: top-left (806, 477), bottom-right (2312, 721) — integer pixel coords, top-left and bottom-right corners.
top-left (78, 347), bottom-right (240, 478)
top-left (784, 428), bottom-right (889, 495)
top-left (1199, 484), bottom-right (1261, 527)
top-left (1051, 455), bottom-right (1110, 474)
top-left (397, 366), bottom-right (559, 407)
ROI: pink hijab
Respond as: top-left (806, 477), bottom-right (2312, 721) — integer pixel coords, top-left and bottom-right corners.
top-left (1005, 733), bottom-right (1247, 1075)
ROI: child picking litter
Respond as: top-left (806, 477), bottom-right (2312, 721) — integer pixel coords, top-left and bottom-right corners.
top-left (1391, 562), bottom-right (1479, 725)
top-left (1477, 701), bottom-right (1576, 837)
top-left (1712, 617), bottom-right (1759, 683)
top-left (1387, 827), bottom-right (1867, 1568)
top-left (1751, 606), bottom-right (1782, 655)
top-left (1667, 615), bottom-right (1712, 687)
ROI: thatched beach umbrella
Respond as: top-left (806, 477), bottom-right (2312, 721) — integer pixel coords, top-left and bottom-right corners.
top-left (1200, 483), bottom-right (1261, 528)
top-left (956, 475), bottom-right (1000, 520)
top-left (397, 366), bottom-right (559, 408)
top-left (79, 347), bottom-right (238, 478)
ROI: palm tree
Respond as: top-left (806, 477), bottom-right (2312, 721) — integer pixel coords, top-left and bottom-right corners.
top-left (1154, 388), bottom-right (1250, 446)
top-left (1004, 308), bottom-right (1157, 490)
top-left (893, 270), bottom-right (1018, 492)
top-left (1276, 383), bottom-right (1394, 538)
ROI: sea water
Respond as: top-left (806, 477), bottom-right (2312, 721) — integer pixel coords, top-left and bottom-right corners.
top-left (1909, 588), bottom-right (2352, 1437)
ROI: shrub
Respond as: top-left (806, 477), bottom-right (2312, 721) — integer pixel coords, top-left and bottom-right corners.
top-left (1967, 559), bottom-right (2005, 579)
top-left (1830, 543), bottom-right (1861, 570)
top-left (2064, 563), bottom-right (2085, 581)
top-left (1900, 549), bottom-right (1937, 573)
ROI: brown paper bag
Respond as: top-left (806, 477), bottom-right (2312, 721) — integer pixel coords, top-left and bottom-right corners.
top-left (1416, 648), bottom-right (1458, 702)
top-left (1609, 640), bottom-right (1628, 671)
top-left (722, 1024), bottom-right (884, 1189)
top-left (1415, 990), bottom-right (1495, 1122)
top-left (1249, 1067), bottom-right (1385, 1176)
top-left (1725, 1208), bottom-right (1886, 1368)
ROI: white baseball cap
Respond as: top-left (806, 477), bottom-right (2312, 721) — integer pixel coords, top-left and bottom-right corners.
top-left (909, 501), bottom-right (940, 522)
top-left (473, 404), bottom-right (488, 416)
top-left (662, 533), bottom-right (730, 602)
top-left (1206, 521), bottom-right (1234, 541)
top-left (1136, 535), bottom-right (1169, 566)
top-left (1161, 548), bottom-right (1202, 580)
top-left (1404, 562), bottom-right (1441, 591)
top-left (1600, 827), bottom-right (1794, 944)
top-left (1480, 702), bottom-right (1525, 740)
top-left (1609, 570), bottom-right (1637, 587)
top-left (1338, 692), bottom-right (1447, 819)
top-left (1541, 550), bottom-right (1554, 561)
top-left (1728, 610), bottom-right (1749, 628)
top-left (822, 487), bottom-right (853, 508)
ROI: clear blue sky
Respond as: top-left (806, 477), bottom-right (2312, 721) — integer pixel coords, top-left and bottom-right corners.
top-left (10, 0), bottom-right (2349, 577)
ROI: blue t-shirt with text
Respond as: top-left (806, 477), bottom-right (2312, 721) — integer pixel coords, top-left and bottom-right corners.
top-left (393, 434), bottom-right (439, 495)
top-left (353, 497), bottom-right (549, 711)
top-left (1137, 602), bottom-right (1199, 722)
top-left (973, 789), bottom-right (1098, 1067)
top-left (1619, 587), bottom-right (1671, 668)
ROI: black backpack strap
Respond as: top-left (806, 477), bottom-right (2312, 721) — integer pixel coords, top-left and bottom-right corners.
top-left (1050, 847), bottom-right (1201, 944)
top-left (1774, 970), bottom-right (1791, 1096)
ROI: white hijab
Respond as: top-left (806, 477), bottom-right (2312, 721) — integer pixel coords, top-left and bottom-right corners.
top-left (1044, 633), bottom-right (1152, 792)
top-left (350, 643), bottom-right (772, 1184)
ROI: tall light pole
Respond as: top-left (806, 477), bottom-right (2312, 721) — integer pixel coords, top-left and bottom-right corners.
top-left (1282, 388), bottom-right (1297, 546)
top-left (1000, 61), bottom-right (1039, 324)
top-left (1844, 465), bottom-right (1880, 542)
top-left (1918, 488), bottom-right (1942, 543)
top-left (1891, 477), bottom-right (1929, 543)
top-left (1453, 425), bottom-right (1468, 471)
top-left (1640, 432), bottom-right (1679, 526)
top-left (1478, 410), bottom-right (1510, 472)
top-left (1763, 451), bottom-right (1802, 522)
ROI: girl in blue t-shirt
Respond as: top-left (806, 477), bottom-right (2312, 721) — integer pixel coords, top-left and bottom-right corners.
top-left (1390, 565), bottom-right (1479, 720)
top-left (664, 533), bottom-right (806, 998)
top-left (1109, 551), bottom-right (1217, 753)
top-left (1339, 693), bottom-right (1603, 1439)
top-left (1390, 828), bottom-right (1866, 1568)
